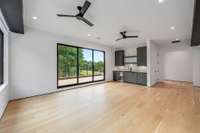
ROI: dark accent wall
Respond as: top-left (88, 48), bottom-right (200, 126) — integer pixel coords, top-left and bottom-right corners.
top-left (0, 0), bottom-right (24, 34)
top-left (191, 0), bottom-right (200, 46)
top-left (0, 29), bottom-right (3, 85)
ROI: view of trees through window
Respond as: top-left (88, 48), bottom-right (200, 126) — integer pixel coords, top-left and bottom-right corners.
top-left (94, 50), bottom-right (104, 81)
top-left (58, 44), bottom-right (105, 87)
top-left (79, 48), bottom-right (93, 83)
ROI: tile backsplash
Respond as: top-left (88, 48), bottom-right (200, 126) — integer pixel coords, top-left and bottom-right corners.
top-left (114, 64), bottom-right (147, 73)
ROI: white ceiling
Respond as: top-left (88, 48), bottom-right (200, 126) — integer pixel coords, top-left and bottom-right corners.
top-left (23, 0), bottom-right (194, 47)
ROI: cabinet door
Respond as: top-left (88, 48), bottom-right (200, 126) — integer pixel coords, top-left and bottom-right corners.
top-left (124, 72), bottom-right (137, 83)
top-left (113, 71), bottom-right (121, 81)
top-left (123, 72), bottom-right (129, 82)
top-left (137, 48), bottom-right (142, 66)
top-left (137, 73), bottom-right (147, 85)
top-left (142, 73), bottom-right (147, 85)
top-left (143, 47), bottom-right (147, 66)
top-left (191, 0), bottom-right (200, 46)
top-left (113, 71), bottom-right (117, 81)
top-left (137, 47), bottom-right (147, 66)
top-left (115, 50), bottom-right (124, 66)
top-left (137, 73), bottom-right (143, 84)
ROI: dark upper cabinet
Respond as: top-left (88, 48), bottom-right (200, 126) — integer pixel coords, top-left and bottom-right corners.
top-left (191, 0), bottom-right (200, 46)
top-left (137, 47), bottom-right (147, 66)
top-left (0, 0), bottom-right (24, 34)
top-left (115, 50), bottom-right (124, 66)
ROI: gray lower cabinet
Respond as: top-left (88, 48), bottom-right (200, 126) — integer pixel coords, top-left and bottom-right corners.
top-left (123, 72), bottom-right (137, 83)
top-left (113, 71), bottom-right (121, 81)
top-left (137, 73), bottom-right (147, 85)
top-left (123, 72), bottom-right (147, 85)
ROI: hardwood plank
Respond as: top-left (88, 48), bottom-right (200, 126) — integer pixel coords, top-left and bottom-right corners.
top-left (0, 81), bottom-right (200, 133)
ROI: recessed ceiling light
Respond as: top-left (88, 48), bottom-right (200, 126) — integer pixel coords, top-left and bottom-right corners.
top-left (32, 16), bottom-right (38, 20)
top-left (158, 0), bottom-right (164, 3)
top-left (88, 34), bottom-right (91, 37)
top-left (170, 26), bottom-right (175, 30)
top-left (175, 38), bottom-right (179, 41)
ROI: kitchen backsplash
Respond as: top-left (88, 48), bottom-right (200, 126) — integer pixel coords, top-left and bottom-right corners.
top-left (114, 64), bottom-right (147, 73)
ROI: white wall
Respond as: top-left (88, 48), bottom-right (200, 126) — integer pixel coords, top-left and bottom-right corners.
top-left (0, 10), bottom-right (10, 118)
top-left (193, 47), bottom-right (200, 86)
top-left (159, 43), bottom-right (193, 82)
top-left (10, 26), bottom-right (114, 100)
top-left (147, 40), bottom-right (160, 86)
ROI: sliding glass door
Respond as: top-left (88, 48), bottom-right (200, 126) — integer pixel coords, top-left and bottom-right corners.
top-left (57, 45), bottom-right (78, 86)
top-left (79, 48), bottom-right (93, 83)
top-left (94, 50), bottom-right (105, 81)
top-left (57, 44), bottom-right (105, 88)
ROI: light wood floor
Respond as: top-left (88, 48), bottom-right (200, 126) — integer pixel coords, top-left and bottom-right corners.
top-left (0, 81), bottom-right (200, 133)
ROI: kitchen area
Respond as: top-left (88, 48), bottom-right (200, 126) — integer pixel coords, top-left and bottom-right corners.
top-left (113, 46), bottom-right (147, 86)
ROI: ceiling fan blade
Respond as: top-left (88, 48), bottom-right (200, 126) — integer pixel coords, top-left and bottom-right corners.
top-left (126, 36), bottom-right (139, 38)
top-left (80, 1), bottom-right (91, 15)
top-left (78, 17), bottom-right (94, 26)
top-left (57, 14), bottom-right (76, 17)
top-left (120, 32), bottom-right (126, 37)
top-left (115, 38), bottom-right (124, 42)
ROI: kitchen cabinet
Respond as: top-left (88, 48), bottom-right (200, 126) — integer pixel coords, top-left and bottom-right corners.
top-left (115, 50), bottom-right (124, 66)
top-left (113, 71), bottom-right (122, 81)
top-left (137, 47), bottom-right (147, 66)
top-left (137, 73), bottom-right (147, 85)
top-left (0, 0), bottom-right (24, 33)
top-left (123, 72), bottom-right (137, 83)
top-left (191, 0), bottom-right (200, 46)
top-left (123, 71), bottom-right (147, 85)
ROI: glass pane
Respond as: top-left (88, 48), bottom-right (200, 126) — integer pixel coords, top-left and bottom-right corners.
top-left (79, 48), bottom-right (93, 83)
top-left (58, 45), bottom-right (78, 86)
top-left (94, 51), bottom-right (105, 81)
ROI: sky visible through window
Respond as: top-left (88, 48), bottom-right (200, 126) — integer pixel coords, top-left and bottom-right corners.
top-left (83, 49), bottom-right (104, 62)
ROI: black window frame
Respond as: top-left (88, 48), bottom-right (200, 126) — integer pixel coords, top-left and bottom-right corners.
top-left (57, 43), bottom-right (105, 89)
top-left (0, 28), bottom-right (4, 85)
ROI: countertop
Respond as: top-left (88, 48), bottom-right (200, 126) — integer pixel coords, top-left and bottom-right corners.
top-left (113, 70), bottom-right (147, 74)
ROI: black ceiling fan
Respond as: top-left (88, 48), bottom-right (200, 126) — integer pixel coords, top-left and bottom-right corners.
top-left (57, 1), bottom-right (94, 27)
top-left (115, 31), bottom-right (139, 42)
top-left (172, 40), bottom-right (181, 44)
